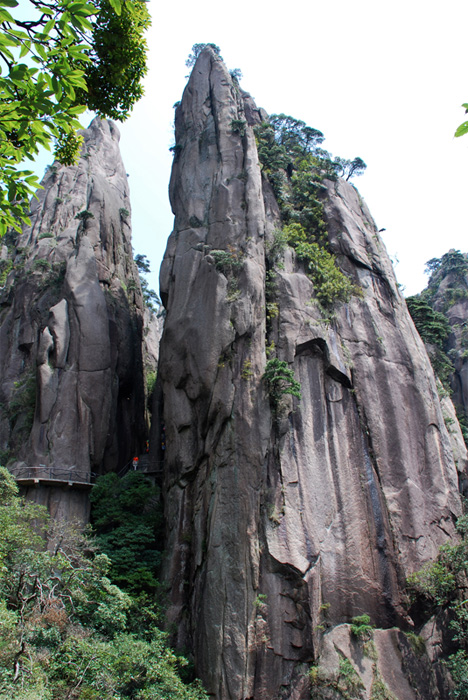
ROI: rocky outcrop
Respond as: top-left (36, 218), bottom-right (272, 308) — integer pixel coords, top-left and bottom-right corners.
top-left (0, 118), bottom-right (158, 520)
top-left (407, 251), bottom-right (468, 491)
top-left (155, 48), bottom-right (463, 698)
top-left (425, 252), bottom-right (468, 434)
top-left (313, 623), bottom-right (445, 700)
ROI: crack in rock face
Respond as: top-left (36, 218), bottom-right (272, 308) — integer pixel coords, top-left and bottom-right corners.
top-left (155, 47), bottom-right (464, 699)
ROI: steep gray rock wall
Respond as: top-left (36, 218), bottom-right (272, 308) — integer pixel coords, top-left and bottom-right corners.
top-left (427, 253), bottom-right (468, 431)
top-left (0, 118), bottom-right (158, 519)
top-left (156, 48), bottom-right (463, 699)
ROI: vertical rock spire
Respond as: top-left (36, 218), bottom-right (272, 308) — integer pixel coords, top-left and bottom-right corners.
top-left (158, 47), bottom-right (271, 698)
top-left (157, 49), bottom-right (463, 698)
top-left (0, 118), bottom-right (155, 520)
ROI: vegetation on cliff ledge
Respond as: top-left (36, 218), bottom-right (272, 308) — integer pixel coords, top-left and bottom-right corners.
top-left (406, 249), bottom-right (468, 443)
top-left (255, 113), bottom-right (363, 309)
top-left (408, 513), bottom-right (468, 698)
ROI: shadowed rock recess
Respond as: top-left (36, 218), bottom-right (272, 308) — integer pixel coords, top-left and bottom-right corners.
top-left (0, 118), bottom-right (158, 521)
top-left (154, 48), bottom-right (465, 698)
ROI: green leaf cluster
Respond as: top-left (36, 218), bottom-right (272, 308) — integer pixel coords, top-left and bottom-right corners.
top-left (255, 114), bottom-right (362, 310)
top-left (254, 115), bottom-right (330, 187)
top-left (410, 250), bottom-right (468, 394)
top-left (0, 258), bottom-right (12, 285)
top-left (185, 42), bottom-right (221, 68)
top-left (0, 466), bottom-right (208, 699)
top-left (407, 251), bottom-right (468, 392)
top-left (263, 358), bottom-right (301, 414)
top-left (350, 614), bottom-right (374, 642)
top-left (309, 656), bottom-right (365, 699)
top-left (455, 103), bottom-right (468, 138)
top-left (406, 296), bottom-right (451, 349)
top-left (211, 247), bottom-right (244, 274)
top-left (7, 369), bottom-right (36, 430)
top-left (333, 156), bottom-right (367, 181)
top-left (284, 222), bottom-right (358, 307)
top-left (90, 471), bottom-right (163, 595)
top-left (0, 0), bottom-right (150, 235)
top-left (425, 250), bottom-right (468, 287)
top-left (230, 118), bottom-right (246, 136)
top-left (407, 514), bottom-right (468, 696)
top-left (134, 253), bottom-right (161, 312)
top-left (83, 0), bottom-right (150, 121)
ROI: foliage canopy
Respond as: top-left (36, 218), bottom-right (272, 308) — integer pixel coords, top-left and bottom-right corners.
top-left (407, 250), bottom-right (468, 393)
top-left (134, 253), bottom-right (161, 311)
top-left (185, 42), bottom-right (221, 68)
top-left (90, 470), bottom-right (163, 595)
top-left (0, 466), bottom-right (208, 699)
top-left (0, 0), bottom-right (150, 236)
top-left (255, 113), bottom-right (363, 310)
top-left (406, 295), bottom-right (451, 349)
top-left (407, 514), bottom-right (468, 698)
top-left (284, 222), bottom-right (357, 307)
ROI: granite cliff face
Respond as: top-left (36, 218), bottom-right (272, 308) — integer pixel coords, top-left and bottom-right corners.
top-left (156, 48), bottom-right (464, 698)
top-left (425, 252), bottom-right (468, 436)
top-left (0, 118), bottom-right (158, 520)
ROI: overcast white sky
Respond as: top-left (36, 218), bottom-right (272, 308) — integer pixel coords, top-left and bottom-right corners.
top-left (36, 0), bottom-right (468, 298)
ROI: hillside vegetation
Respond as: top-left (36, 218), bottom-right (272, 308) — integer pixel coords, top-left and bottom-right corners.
top-left (0, 467), bottom-right (207, 700)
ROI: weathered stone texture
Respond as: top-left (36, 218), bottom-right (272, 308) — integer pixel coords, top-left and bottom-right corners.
top-left (316, 623), bottom-right (443, 699)
top-left (0, 118), bottom-right (158, 518)
top-left (156, 48), bottom-right (463, 699)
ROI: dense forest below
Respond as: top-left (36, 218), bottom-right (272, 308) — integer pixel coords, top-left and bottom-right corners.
top-left (0, 467), bottom-right (208, 699)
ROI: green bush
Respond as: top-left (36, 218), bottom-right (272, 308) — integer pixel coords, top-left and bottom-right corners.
top-left (264, 358), bottom-right (301, 414)
top-left (147, 370), bottom-right (157, 398)
top-left (74, 209), bottom-right (94, 221)
top-left (406, 296), bottom-right (451, 349)
top-left (350, 614), bottom-right (374, 641)
top-left (230, 118), bottom-right (246, 136)
top-left (407, 514), bottom-right (468, 696)
top-left (32, 258), bottom-right (51, 272)
top-left (0, 260), bottom-right (12, 286)
top-left (309, 657), bottom-right (364, 699)
top-left (255, 114), bottom-right (362, 310)
top-left (446, 650), bottom-right (468, 698)
top-left (8, 371), bottom-right (36, 430)
top-left (284, 223), bottom-right (358, 307)
top-left (211, 247), bottom-right (243, 274)
top-left (0, 467), bottom-right (208, 700)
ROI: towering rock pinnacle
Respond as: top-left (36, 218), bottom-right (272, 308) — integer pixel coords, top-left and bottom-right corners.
top-left (156, 48), bottom-right (464, 699)
top-left (0, 118), bottom-right (156, 520)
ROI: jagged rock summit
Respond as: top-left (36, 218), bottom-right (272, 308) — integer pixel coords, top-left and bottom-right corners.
top-left (0, 118), bottom-right (158, 521)
top-left (155, 47), bottom-right (464, 698)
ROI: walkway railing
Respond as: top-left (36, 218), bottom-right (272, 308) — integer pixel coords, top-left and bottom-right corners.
top-left (117, 456), bottom-right (164, 479)
top-left (10, 466), bottom-right (93, 484)
top-left (10, 457), bottom-right (165, 487)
